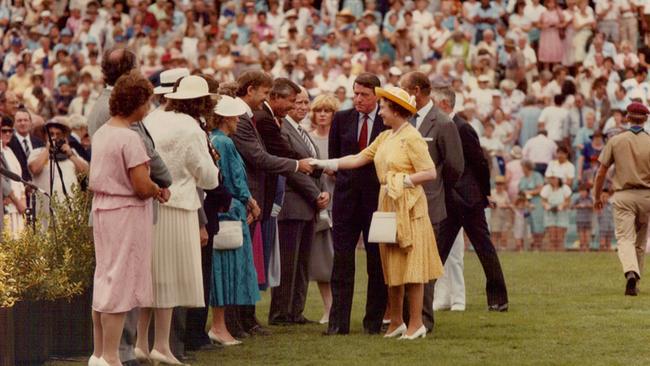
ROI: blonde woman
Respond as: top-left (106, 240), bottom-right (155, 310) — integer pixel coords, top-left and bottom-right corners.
top-left (308, 94), bottom-right (340, 324)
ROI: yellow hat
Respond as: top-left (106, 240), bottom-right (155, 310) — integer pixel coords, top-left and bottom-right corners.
top-left (375, 86), bottom-right (417, 114)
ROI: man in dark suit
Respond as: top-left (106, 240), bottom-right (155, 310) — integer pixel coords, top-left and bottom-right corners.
top-left (231, 71), bottom-right (314, 335)
top-left (399, 72), bottom-right (465, 332)
top-left (431, 83), bottom-right (509, 312)
top-left (326, 73), bottom-right (387, 335)
top-left (269, 88), bottom-right (330, 324)
top-left (7, 108), bottom-right (44, 181)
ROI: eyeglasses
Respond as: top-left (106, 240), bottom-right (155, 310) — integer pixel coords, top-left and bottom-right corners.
top-left (1, 129), bottom-right (13, 134)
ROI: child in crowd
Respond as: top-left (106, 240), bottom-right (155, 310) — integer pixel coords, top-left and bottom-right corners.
top-left (572, 184), bottom-right (594, 252)
top-left (541, 175), bottom-right (572, 251)
top-left (597, 188), bottom-right (615, 251)
top-left (490, 176), bottom-right (512, 250)
top-left (513, 192), bottom-right (533, 251)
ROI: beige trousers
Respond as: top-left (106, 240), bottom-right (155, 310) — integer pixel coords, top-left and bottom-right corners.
top-left (612, 189), bottom-right (650, 277)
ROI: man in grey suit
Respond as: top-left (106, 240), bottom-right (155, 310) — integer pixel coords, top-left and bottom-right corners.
top-left (269, 88), bottom-right (330, 325)
top-left (400, 72), bottom-right (465, 332)
top-left (86, 47), bottom-right (172, 366)
top-left (231, 70), bottom-right (314, 334)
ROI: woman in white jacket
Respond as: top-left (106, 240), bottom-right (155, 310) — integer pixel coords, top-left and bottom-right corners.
top-left (137, 76), bottom-right (219, 365)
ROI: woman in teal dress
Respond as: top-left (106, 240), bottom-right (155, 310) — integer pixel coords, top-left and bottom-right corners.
top-left (208, 96), bottom-right (261, 346)
top-left (518, 160), bottom-right (545, 251)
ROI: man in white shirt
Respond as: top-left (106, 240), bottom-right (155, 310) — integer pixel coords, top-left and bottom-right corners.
top-left (7, 108), bottom-right (45, 182)
top-left (522, 126), bottom-right (558, 174)
top-left (538, 94), bottom-right (569, 144)
top-left (596, 0), bottom-right (620, 43)
top-left (544, 146), bottom-right (576, 187)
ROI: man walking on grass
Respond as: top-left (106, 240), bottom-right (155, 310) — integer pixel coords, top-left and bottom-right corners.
top-left (594, 102), bottom-right (650, 296)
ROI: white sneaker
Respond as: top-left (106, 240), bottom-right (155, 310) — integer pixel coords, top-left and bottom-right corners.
top-left (451, 304), bottom-right (466, 311)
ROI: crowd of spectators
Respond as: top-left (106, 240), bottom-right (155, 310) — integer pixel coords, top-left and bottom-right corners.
top-left (2, 0), bottom-right (650, 251)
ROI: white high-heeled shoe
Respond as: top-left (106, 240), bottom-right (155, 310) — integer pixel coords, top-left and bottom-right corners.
top-left (383, 323), bottom-right (407, 338)
top-left (149, 349), bottom-right (186, 365)
top-left (135, 347), bottom-right (150, 363)
top-left (399, 325), bottom-right (427, 340)
top-left (88, 355), bottom-right (100, 366)
top-left (208, 330), bottom-right (242, 346)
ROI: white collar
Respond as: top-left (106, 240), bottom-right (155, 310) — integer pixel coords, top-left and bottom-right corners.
top-left (263, 101), bottom-right (275, 118)
top-left (417, 99), bottom-right (434, 118)
top-left (285, 115), bottom-right (302, 130)
top-left (360, 103), bottom-right (379, 121)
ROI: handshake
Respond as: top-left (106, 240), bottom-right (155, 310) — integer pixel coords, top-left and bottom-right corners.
top-left (296, 158), bottom-right (340, 175)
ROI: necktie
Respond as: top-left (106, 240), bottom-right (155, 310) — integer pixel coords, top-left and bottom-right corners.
top-left (298, 126), bottom-right (317, 157)
top-left (358, 114), bottom-right (368, 150)
top-left (409, 113), bottom-right (419, 127)
top-left (578, 108), bottom-right (583, 128)
top-left (22, 138), bottom-right (30, 157)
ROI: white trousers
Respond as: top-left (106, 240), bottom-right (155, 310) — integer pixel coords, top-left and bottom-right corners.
top-left (433, 229), bottom-right (466, 309)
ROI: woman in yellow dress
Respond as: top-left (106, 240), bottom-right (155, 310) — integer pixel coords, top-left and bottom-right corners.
top-left (310, 86), bottom-right (443, 340)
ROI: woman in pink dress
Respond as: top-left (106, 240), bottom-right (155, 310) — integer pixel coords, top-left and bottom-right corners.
top-left (88, 70), bottom-right (161, 366)
top-left (538, 0), bottom-right (565, 69)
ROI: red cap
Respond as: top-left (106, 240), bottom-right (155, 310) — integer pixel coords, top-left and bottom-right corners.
top-left (626, 102), bottom-right (650, 116)
top-left (161, 53), bottom-right (172, 64)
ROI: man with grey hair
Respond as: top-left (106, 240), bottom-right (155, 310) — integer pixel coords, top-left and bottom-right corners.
top-left (432, 83), bottom-right (509, 313)
top-left (399, 72), bottom-right (464, 332)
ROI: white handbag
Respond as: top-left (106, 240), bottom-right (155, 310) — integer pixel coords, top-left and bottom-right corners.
top-left (368, 211), bottom-right (397, 244)
top-left (213, 221), bottom-right (244, 250)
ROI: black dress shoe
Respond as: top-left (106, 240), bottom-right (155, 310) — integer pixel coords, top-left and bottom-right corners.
top-left (247, 324), bottom-right (271, 336)
top-left (626, 273), bottom-right (639, 296)
top-left (269, 316), bottom-right (294, 326)
top-left (488, 303), bottom-right (509, 312)
top-left (178, 353), bottom-right (197, 362)
top-left (293, 316), bottom-right (316, 324)
top-left (322, 328), bottom-right (348, 336)
top-left (363, 327), bottom-right (382, 335)
top-left (122, 360), bottom-right (140, 366)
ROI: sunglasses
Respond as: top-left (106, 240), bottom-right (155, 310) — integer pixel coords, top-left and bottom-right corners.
top-left (1, 128), bottom-right (13, 134)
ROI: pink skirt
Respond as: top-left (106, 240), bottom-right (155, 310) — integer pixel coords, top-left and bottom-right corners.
top-left (92, 204), bottom-right (153, 313)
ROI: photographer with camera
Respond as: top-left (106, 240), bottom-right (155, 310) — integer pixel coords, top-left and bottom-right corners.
top-left (27, 117), bottom-right (89, 201)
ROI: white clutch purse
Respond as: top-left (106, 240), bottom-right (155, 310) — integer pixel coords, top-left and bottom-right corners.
top-left (368, 211), bottom-right (397, 244)
top-left (213, 220), bottom-right (244, 250)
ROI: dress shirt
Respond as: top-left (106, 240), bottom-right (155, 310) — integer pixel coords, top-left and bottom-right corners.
top-left (357, 104), bottom-right (379, 147)
top-left (522, 134), bottom-right (558, 164)
top-left (416, 100), bottom-right (434, 130)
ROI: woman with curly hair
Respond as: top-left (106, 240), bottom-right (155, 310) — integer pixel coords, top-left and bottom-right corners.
top-left (137, 75), bottom-right (220, 365)
top-left (88, 70), bottom-right (162, 366)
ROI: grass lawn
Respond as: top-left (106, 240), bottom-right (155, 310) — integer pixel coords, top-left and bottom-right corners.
top-left (50, 251), bottom-right (650, 366)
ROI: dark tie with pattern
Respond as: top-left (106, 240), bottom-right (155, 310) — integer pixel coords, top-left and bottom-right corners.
top-left (297, 125), bottom-right (317, 157)
top-left (409, 113), bottom-right (419, 127)
top-left (22, 138), bottom-right (30, 157)
top-left (358, 114), bottom-right (368, 150)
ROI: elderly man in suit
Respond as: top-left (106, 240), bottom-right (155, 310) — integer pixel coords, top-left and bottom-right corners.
top-left (326, 73), bottom-right (387, 335)
top-left (269, 88), bottom-right (330, 325)
top-left (399, 72), bottom-right (465, 333)
top-left (231, 70), bottom-right (314, 335)
top-left (86, 47), bottom-right (173, 366)
top-left (431, 83), bottom-right (509, 312)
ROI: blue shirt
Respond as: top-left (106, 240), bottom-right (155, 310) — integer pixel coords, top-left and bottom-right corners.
top-left (517, 106), bottom-right (542, 146)
top-left (475, 4), bottom-right (498, 31)
top-left (319, 44), bottom-right (345, 61)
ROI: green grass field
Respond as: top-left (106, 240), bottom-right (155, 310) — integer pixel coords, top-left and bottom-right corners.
top-left (51, 251), bottom-right (650, 366)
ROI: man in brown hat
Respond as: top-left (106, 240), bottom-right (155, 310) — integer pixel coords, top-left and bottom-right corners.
top-left (594, 102), bottom-right (650, 296)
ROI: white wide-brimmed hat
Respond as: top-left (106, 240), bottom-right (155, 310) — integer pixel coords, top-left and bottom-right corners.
top-left (155, 68), bottom-right (190, 94)
top-left (164, 75), bottom-right (211, 100)
top-left (214, 96), bottom-right (248, 117)
top-left (375, 86), bottom-right (417, 114)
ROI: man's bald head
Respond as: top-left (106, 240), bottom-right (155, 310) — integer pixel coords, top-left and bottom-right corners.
top-left (101, 47), bottom-right (137, 86)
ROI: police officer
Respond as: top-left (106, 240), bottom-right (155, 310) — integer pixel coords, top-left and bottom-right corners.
top-left (594, 102), bottom-right (650, 296)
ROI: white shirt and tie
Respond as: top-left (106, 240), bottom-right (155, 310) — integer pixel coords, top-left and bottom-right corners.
top-left (17, 134), bottom-right (33, 157)
top-left (413, 99), bottom-right (434, 129)
top-left (357, 104), bottom-right (379, 148)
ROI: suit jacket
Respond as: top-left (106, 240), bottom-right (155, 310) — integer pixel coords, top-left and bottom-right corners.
top-left (231, 112), bottom-right (297, 217)
top-left (448, 115), bottom-right (490, 210)
top-left (8, 134), bottom-right (44, 181)
top-left (329, 107), bottom-right (386, 223)
top-left (254, 104), bottom-right (301, 219)
top-left (278, 119), bottom-right (322, 221)
top-left (417, 105), bottom-right (464, 224)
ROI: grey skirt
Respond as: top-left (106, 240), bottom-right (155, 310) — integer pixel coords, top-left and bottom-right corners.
top-left (308, 228), bottom-right (333, 282)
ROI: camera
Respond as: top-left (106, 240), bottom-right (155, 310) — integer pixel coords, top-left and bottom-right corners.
top-left (49, 139), bottom-right (69, 161)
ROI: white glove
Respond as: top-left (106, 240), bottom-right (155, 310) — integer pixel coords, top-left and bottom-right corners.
top-left (403, 175), bottom-right (415, 188)
top-left (309, 158), bottom-right (339, 171)
top-left (270, 203), bottom-right (282, 218)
